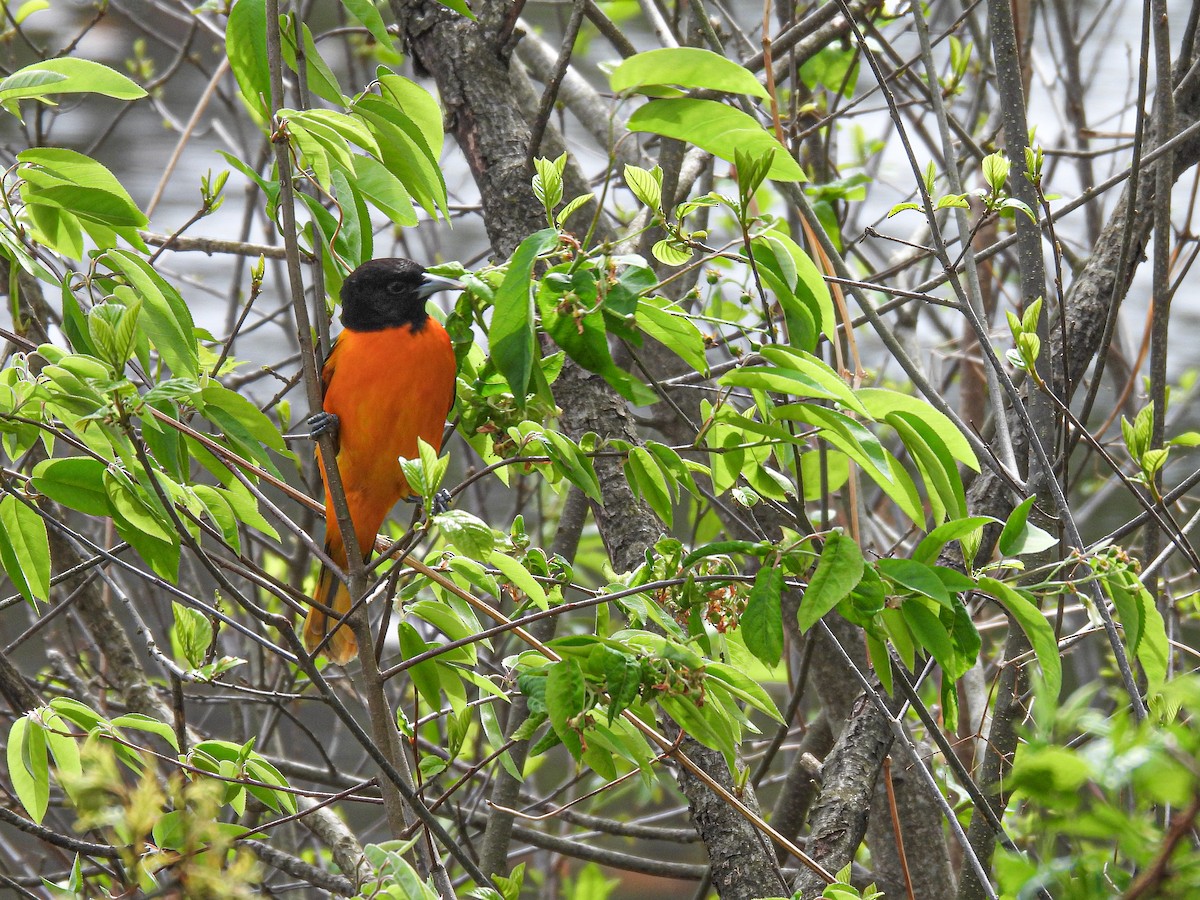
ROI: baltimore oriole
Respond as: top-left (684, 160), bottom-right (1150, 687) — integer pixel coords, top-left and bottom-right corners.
top-left (303, 258), bottom-right (459, 664)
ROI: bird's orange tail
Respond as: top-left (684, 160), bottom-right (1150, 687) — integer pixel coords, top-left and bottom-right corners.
top-left (303, 533), bottom-right (359, 665)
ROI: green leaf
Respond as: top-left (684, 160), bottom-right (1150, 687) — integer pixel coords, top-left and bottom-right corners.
top-left (435, 0), bottom-right (476, 18)
top-left (408, 601), bottom-right (480, 659)
top-left (435, 509), bottom-right (495, 558)
top-left (101, 250), bottom-right (198, 378)
top-left (901, 600), bottom-right (957, 674)
top-left (628, 446), bottom-right (673, 526)
top-left (652, 238), bottom-right (695, 267)
top-left (489, 228), bottom-right (558, 399)
top-left (998, 496), bottom-right (1057, 557)
top-left (346, 158), bottom-right (414, 226)
top-left (110, 713), bottom-right (180, 751)
top-left (26, 202), bottom-right (83, 259)
top-left (342, 0), bottom-right (392, 45)
top-left (352, 94), bottom-right (446, 217)
top-left (658, 692), bottom-right (734, 760)
top-left (399, 624), bottom-right (442, 711)
top-left (48, 697), bottom-right (106, 733)
top-left (532, 153), bottom-right (566, 212)
top-left (42, 710), bottom-right (82, 788)
top-left (627, 98), bottom-right (806, 182)
top-left (603, 652), bottom-right (640, 723)
top-left (886, 412), bottom-right (965, 522)
top-left (376, 69), bottom-right (445, 161)
top-left (536, 271), bottom-right (657, 405)
top-left (982, 151), bottom-right (1010, 193)
top-left (0, 57), bottom-right (146, 116)
top-left (935, 194), bottom-right (970, 210)
top-left (1104, 571), bottom-right (1145, 656)
top-left (1008, 745), bottom-right (1093, 798)
top-left (611, 48), bottom-right (768, 99)
top-left (797, 532), bottom-right (864, 632)
top-left (877, 557), bottom-right (952, 608)
top-left (855, 388), bottom-right (978, 470)
top-left (866, 632), bottom-right (893, 694)
top-left (0, 495), bottom-right (50, 604)
top-left (8, 715), bottom-right (49, 823)
top-left (490, 550), bottom-right (550, 611)
top-left (279, 17), bottom-right (344, 105)
top-left (171, 602), bottom-right (211, 669)
top-left (913, 516), bottom-right (996, 566)
top-left (20, 148), bottom-right (147, 225)
top-left (742, 565), bottom-right (784, 666)
top-left (557, 192), bottom-right (594, 227)
top-left (637, 295), bottom-right (709, 374)
top-left (750, 232), bottom-right (835, 350)
top-left (706, 661), bottom-right (784, 723)
top-left (31, 457), bottom-right (111, 517)
top-left (977, 578), bottom-right (1061, 703)
top-left (1136, 590), bottom-right (1169, 695)
top-left (545, 660), bottom-right (585, 760)
top-left (542, 429), bottom-right (602, 502)
top-left (201, 381), bottom-right (287, 454)
top-left (758, 347), bottom-right (869, 414)
top-left (623, 164), bottom-right (663, 209)
top-left (778, 403), bottom-right (926, 527)
top-left (226, 0), bottom-right (270, 119)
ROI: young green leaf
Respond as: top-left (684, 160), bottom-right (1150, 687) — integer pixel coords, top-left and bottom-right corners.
top-left (877, 557), bottom-right (953, 608)
top-left (797, 532), bottom-right (864, 632)
top-left (741, 565), bottom-right (784, 666)
top-left (225, 0), bottom-right (270, 119)
top-left (7, 715), bottom-right (49, 822)
top-left (31, 457), bottom-right (111, 517)
top-left (0, 57), bottom-right (147, 119)
top-left (623, 164), bottom-right (663, 211)
top-left (341, 0), bottom-right (392, 44)
top-left (545, 660), bottom-right (586, 760)
top-left (976, 577), bottom-right (1061, 702)
top-left (982, 152), bottom-right (1010, 194)
top-left (436, 509), bottom-right (496, 558)
top-left (489, 228), bottom-right (558, 400)
top-left (998, 496), bottom-right (1057, 557)
top-left (628, 99), bottom-right (806, 182)
top-left (490, 550), bottom-right (550, 611)
top-left (0, 494), bottom-right (50, 605)
top-left (610, 48), bottom-right (769, 98)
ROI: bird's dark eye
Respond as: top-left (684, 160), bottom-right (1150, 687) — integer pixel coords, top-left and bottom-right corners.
top-left (386, 281), bottom-right (406, 295)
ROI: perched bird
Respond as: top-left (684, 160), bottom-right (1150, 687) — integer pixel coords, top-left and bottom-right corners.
top-left (304, 258), bottom-right (459, 664)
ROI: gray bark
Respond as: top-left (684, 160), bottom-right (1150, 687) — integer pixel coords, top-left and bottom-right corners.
top-left (790, 694), bottom-right (893, 899)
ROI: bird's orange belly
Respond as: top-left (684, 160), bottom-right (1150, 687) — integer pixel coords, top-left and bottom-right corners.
top-left (320, 322), bottom-right (455, 542)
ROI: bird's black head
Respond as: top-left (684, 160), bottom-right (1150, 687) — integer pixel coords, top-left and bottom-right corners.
top-left (338, 258), bottom-right (459, 332)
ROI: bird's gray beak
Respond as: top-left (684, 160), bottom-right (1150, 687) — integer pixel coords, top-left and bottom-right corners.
top-left (418, 274), bottom-right (465, 299)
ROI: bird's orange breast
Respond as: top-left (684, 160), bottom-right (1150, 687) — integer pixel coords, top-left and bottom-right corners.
top-left (319, 319), bottom-right (456, 548)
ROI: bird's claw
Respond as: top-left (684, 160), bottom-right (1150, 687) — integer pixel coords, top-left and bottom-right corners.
top-left (307, 411), bottom-right (339, 440)
top-left (402, 489), bottom-right (453, 516)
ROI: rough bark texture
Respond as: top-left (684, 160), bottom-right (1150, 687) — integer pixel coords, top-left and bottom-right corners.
top-left (790, 694), bottom-right (893, 899)
top-left (770, 713), bottom-right (834, 852)
top-left (665, 721), bottom-right (790, 899)
top-left (867, 739), bottom-right (957, 900)
top-left (392, 1), bottom-right (545, 256)
top-left (390, 3), bottom-right (782, 893)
